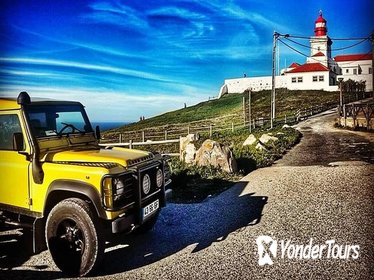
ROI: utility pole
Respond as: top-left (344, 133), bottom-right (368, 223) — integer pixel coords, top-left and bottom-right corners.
top-left (338, 77), bottom-right (344, 117)
top-left (271, 31), bottom-right (279, 129)
top-left (248, 90), bottom-right (252, 133)
top-left (371, 31), bottom-right (374, 99)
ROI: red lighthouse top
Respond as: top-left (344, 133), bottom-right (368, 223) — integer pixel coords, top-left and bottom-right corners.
top-left (314, 11), bottom-right (327, 36)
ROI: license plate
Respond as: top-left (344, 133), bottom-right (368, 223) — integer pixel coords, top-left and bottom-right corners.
top-left (142, 199), bottom-right (159, 220)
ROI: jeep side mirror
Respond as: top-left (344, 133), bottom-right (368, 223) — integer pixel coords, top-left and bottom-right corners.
top-left (13, 132), bottom-right (24, 151)
top-left (95, 125), bottom-right (101, 141)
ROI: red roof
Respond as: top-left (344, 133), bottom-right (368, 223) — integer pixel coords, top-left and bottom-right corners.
top-left (334, 54), bottom-right (372, 62)
top-left (286, 63), bottom-right (329, 73)
top-left (315, 14), bottom-right (326, 23)
top-left (312, 52), bottom-right (325, 57)
top-left (288, 62), bottom-right (301, 68)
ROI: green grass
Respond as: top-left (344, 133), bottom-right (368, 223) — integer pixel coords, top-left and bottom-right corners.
top-left (168, 126), bottom-right (302, 203)
top-left (105, 89), bottom-right (339, 134)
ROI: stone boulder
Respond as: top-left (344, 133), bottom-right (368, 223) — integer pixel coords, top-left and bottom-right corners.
top-left (184, 143), bottom-right (196, 164)
top-left (259, 133), bottom-right (278, 144)
top-left (180, 134), bottom-right (197, 163)
top-left (243, 134), bottom-right (257, 146)
top-left (256, 142), bottom-right (267, 151)
top-left (194, 139), bottom-right (237, 173)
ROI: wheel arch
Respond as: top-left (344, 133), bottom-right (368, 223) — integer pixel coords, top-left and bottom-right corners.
top-left (44, 180), bottom-right (106, 219)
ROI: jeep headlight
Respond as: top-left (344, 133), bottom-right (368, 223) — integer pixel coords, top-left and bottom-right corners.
top-left (113, 178), bottom-right (125, 201)
top-left (156, 169), bottom-right (163, 188)
top-left (102, 173), bottom-right (135, 210)
top-left (142, 174), bottom-right (151, 195)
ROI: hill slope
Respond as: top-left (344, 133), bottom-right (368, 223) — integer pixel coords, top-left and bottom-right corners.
top-left (105, 89), bottom-right (339, 134)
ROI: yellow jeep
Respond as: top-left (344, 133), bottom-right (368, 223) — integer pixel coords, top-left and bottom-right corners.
top-left (0, 92), bottom-right (171, 276)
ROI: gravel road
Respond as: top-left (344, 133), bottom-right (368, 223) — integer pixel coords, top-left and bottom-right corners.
top-left (1, 109), bottom-right (373, 280)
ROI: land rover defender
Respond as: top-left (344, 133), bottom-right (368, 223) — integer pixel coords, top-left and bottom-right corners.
top-left (0, 92), bottom-right (171, 276)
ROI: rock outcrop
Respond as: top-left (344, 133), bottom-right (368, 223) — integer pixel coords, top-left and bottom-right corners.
top-left (259, 133), bottom-right (278, 144)
top-left (180, 134), bottom-right (197, 164)
top-left (194, 139), bottom-right (237, 173)
top-left (243, 134), bottom-right (257, 146)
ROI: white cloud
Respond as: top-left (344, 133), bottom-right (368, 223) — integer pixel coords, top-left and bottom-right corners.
top-left (0, 85), bottom-right (212, 122)
top-left (0, 57), bottom-right (171, 83)
top-left (82, 1), bottom-right (148, 29)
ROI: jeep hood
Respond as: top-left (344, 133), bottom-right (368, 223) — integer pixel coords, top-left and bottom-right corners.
top-left (45, 147), bottom-right (152, 168)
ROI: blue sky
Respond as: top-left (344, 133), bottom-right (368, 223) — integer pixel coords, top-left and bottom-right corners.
top-left (0, 0), bottom-right (373, 122)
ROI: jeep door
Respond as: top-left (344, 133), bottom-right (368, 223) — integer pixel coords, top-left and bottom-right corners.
top-left (0, 113), bottom-right (30, 209)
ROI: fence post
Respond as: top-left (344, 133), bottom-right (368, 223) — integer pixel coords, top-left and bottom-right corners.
top-left (129, 139), bottom-right (133, 149)
top-left (209, 124), bottom-right (213, 137)
top-left (253, 119), bottom-right (256, 129)
top-left (284, 114), bottom-right (287, 124)
top-left (142, 131), bottom-right (145, 142)
top-left (352, 104), bottom-right (356, 128)
top-left (187, 126), bottom-right (190, 135)
top-left (366, 104), bottom-right (370, 130)
top-left (343, 104), bottom-right (346, 127)
top-left (119, 133), bottom-right (123, 143)
top-left (164, 130), bottom-right (168, 140)
top-left (243, 96), bottom-right (246, 126)
top-left (231, 122), bottom-right (234, 132)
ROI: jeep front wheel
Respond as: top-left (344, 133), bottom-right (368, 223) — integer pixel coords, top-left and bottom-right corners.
top-left (45, 198), bottom-right (104, 276)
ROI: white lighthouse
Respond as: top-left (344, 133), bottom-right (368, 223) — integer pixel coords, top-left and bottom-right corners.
top-left (307, 11), bottom-right (334, 68)
top-left (219, 10), bottom-right (373, 97)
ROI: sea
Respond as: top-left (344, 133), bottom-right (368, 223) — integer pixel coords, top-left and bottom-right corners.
top-left (91, 122), bottom-right (129, 132)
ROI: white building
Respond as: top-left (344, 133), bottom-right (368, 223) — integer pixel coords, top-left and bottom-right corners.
top-left (335, 54), bottom-right (372, 91)
top-left (219, 12), bottom-right (373, 98)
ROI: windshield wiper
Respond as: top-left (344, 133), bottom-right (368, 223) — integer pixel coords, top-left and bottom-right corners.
top-left (57, 122), bottom-right (85, 137)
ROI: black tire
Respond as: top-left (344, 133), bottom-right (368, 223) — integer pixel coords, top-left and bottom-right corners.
top-left (134, 212), bottom-right (160, 234)
top-left (45, 198), bottom-right (104, 277)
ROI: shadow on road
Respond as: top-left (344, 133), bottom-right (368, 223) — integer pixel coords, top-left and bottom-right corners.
top-left (0, 181), bottom-right (267, 278)
top-left (99, 181), bottom-right (267, 276)
top-left (0, 228), bottom-right (63, 279)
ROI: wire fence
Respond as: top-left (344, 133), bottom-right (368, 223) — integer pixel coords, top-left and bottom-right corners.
top-left (101, 101), bottom-right (338, 145)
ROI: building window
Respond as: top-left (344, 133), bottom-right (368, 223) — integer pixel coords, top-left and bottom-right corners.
top-left (319, 75), bottom-right (324, 82)
top-left (312, 76), bottom-right (318, 82)
top-left (370, 68), bottom-right (372, 74)
top-left (297, 77), bottom-right (303, 83)
top-left (292, 77), bottom-right (296, 83)
top-left (346, 69), bottom-right (349, 74)
top-left (353, 69), bottom-right (357, 75)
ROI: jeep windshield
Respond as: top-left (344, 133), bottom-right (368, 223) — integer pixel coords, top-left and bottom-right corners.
top-left (26, 103), bottom-right (93, 138)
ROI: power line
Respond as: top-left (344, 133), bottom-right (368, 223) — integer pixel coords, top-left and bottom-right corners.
top-left (284, 36), bottom-right (370, 52)
top-left (278, 39), bottom-right (372, 66)
top-left (286, 34), bottom-right (371, 41)
top-left (278, 39), bottom-right (314, 60)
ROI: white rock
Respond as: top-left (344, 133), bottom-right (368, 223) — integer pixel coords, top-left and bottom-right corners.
top-left (179, 134), bottom-right (196, 162)
top-left (282, 124), bottom-right (291, 129)
top-left (184, 143), bottom-right (196, 164)
top-left (256, 143), bottom-right (267, 151)
top-left (259, 133), bottom-right (278, 144)
top-left (243, 134), bottom-right (257, 146)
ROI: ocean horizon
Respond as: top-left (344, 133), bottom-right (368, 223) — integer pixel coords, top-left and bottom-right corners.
top-left (91, 121), bottom-right (130, 132)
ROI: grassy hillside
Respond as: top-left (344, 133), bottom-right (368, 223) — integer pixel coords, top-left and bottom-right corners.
top-left (105, 89), bottom-right (339, 134)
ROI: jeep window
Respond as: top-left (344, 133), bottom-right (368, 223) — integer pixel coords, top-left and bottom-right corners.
top-left (26, 105), bottom-right (93, 138)
top-left (0, 114), bottom-right (23, 150)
